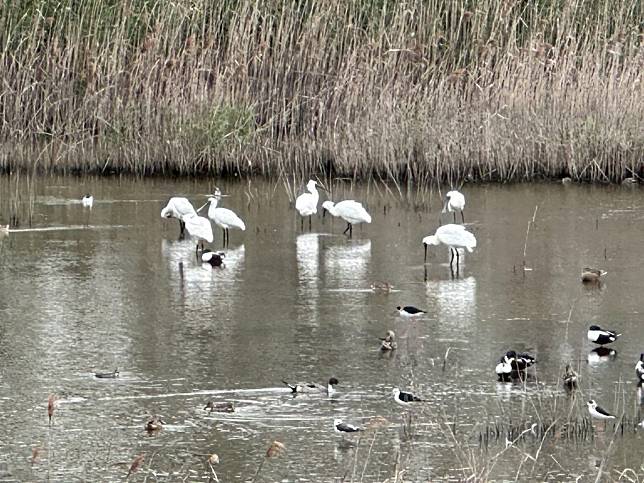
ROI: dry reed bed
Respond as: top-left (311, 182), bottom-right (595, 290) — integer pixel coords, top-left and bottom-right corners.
top-left (0, 0), bottom-right (642, 183)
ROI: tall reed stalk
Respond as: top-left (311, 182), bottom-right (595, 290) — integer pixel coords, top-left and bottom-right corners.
top-left (0, 1), bottom-right (642, 183)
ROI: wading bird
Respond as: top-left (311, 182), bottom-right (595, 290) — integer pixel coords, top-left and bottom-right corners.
top-left (495, 351), bottom-right (536, 381)
top-left (396, 306), bottom-right (426, 317)
top-left (636, 354), bottom-right (644, 382)
top-left (182, 213), bottom-right (214, 255)
top-left (295, 180), bottom-right (325, 231)
top-left (161, 197), bottom-right (197, 237)
top-left (587, 325), bottom-right (621, 345)
top-left (321, 200), bottom-right (371, 237)
top-left (423, 224), bottom-right (476, 269)
top-left (198, 188), bottom-right (245, 246)
top-left (581, 267), bottom-right (607, 284)
top-left (201, 249), bottom-right (225, 267)
top-left (442, 190), bottom-right (465, 223)
top-left (334, 418), bottom-right (362, 435)
top-left (392, 388), bottom-right (423, 406)
top-left (81, 194), bottom-right (94, 208)
top-left (587, 400), bottom-right (615, 425)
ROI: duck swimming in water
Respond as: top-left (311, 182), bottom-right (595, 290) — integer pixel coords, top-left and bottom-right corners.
top-left (581, 268), bottom-right (607, 284)
top-left (145, 415), bottom-right (166, 432)
top-left (380, 330), bottom-right (397, 351)
top-left (282, 377), bottom-right (339, 396)
top-left (94, 369), bottom-right (119, 379)
top-left (204, 401), bottom-right (235, 413)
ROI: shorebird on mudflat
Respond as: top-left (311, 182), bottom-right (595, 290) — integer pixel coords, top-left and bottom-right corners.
top-left (587, 325), bottom-right (620, 345)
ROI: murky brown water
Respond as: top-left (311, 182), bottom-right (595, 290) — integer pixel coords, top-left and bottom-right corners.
top-left (0, 176), bottom-right (643, 482)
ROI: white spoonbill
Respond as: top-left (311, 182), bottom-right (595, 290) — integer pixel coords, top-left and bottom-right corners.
top-left (322, 200), bottom-right (371, 237)
top-left (295, 180), bottom-right (326, 231)
top-left (197, 188), bottom-right (245, 246)
top-left (81, 194), bottom-right (94, 208)
top-left (182, 213), bottom-right (213, 255)
top-left (423, 224), bottom-right (476, 268)
top-left (161, 197), bottom-right (197, 237)
top-left (442, 190), bottom-right (465, 223)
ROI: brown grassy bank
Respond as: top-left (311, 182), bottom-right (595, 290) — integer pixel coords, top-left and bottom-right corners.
top-left (0, 0), bottom-right (642, 184)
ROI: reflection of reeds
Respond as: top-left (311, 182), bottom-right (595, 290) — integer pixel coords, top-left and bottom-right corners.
top-left (0, 2), bottom-right (641, 182)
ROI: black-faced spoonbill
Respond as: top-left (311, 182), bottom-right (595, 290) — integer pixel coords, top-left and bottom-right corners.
top-left (161, 197), bottom-right (197, 237)
top-left (423, 224), bottom-right (476, 268)
top-left (182, 213), bottom-right (214, 255)
top-left (442, 190), bottom-right (465, 223)
top-left (321, 200), bottom-right (371, 237)
top-left (295, 179), bottom-right (326, 231)
top-left (197, 188), bottom-right (245, 246)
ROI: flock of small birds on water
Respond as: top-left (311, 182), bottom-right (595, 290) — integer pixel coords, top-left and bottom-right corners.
top-left (2, 179), bottom-right (642, 476)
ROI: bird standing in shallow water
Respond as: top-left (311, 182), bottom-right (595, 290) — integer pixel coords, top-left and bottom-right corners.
top-left (198, 188), bottom-right (246, 247)
top-left (161, 197), bottom-right (197, 237)
top-left (581, 267), bottom-right (607, 284)
top-left (423, 224), bottom-right (476, 269)
top-left (442, 190), bottom-right (465, 223)
top-left (182, 213), bottom-right (214, 256)
top-left (635, 354), bottom-right (644, 383)
top-left (587, 400), bottom-right (615, 429)
top-left (587, 325), bottom-right (621, 345)
top-left (295, 180), bottom-right (326, 231)
top-left (322, 200), bottom-right (371, 237)
top-left (81, 194), bottom-right (94, 208)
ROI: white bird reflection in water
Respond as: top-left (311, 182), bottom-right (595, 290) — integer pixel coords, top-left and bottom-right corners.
top-left (425, 276), bottom-right (477, 325)
top-left (296, 233), bottom-right (321, 296)
top-left (161, 239), bottom-right (245, 309)
top-left (323, 239), bottom-right (371, 289)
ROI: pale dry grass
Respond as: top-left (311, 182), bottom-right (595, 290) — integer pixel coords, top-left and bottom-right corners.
top-left (0, 1), bottom-right (642, 182)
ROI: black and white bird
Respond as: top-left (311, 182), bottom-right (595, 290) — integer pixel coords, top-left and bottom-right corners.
top-left (81, 194), bottom-right (94, 208)
top-left (94, 369), bottom-right (119, 378)
top-left (392, 388), bottom-right (423, 406)
top-left (334, 419), bottom-right (362, 434)
top-left (380, 330), bottom-right (397, 351)
top-left (636, 354), bottom-right (644, 383)
top-left (562, 364), bottom-right (578, 389)
top-left (396, 306), bottom-right (426, 317)
top-left (587, 400), bottom-right (615, 420)
top-left (282, 377), bottom-right (339, 396)
top-left (201, 249), bottom-right (225, 267)
top-left (587, 325), bottom-right (621, 345)
top-left (495, 351), bottom-right (537, 381)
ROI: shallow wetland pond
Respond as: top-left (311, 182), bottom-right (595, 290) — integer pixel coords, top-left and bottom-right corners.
top-left (0, 176), bottom-right (643, 481)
